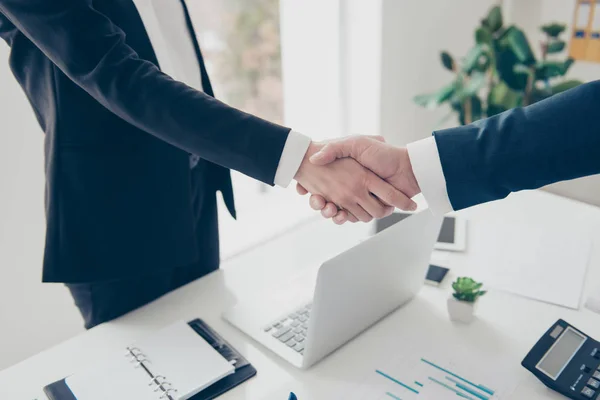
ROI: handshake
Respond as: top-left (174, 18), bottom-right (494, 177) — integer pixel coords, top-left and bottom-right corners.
top-left (294, 135), bottom-right (421, 225)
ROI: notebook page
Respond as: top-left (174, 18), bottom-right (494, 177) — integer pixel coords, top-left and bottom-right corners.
top-left (66, 352), bottom-right (156, 400)
top-left (134, 320), bottom-right (235, 400)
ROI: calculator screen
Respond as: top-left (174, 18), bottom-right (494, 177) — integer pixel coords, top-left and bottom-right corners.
top-left (537, 327), bottom-right (587, 380)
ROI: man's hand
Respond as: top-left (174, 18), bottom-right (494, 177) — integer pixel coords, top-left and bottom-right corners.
top-left (297, 136), bottom-right (421, 224)
top-left (294, 142), bottom-right (417, 223)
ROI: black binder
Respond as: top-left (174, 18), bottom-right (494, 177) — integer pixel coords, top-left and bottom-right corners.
top-left (43, 318), bottom-right (257, 400)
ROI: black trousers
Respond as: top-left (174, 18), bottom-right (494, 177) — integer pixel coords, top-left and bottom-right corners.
top-left (65, 164), bottom-right (220, 329)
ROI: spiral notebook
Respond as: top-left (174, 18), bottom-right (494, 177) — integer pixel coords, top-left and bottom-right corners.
top-left (43, 319), bottom-right (255, 400)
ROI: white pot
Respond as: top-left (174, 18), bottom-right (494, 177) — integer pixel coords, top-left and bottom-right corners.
top-left (447, 296), bottom-right (478, 323)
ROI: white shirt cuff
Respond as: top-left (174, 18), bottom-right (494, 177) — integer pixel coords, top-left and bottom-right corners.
top-left (407, 136), bottom-right (454, 215)
top-left (274, 130), bottom-right (311, 187)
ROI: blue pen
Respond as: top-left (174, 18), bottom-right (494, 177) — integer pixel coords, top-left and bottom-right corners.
top-left (288, 392), bottom-right (297, 400)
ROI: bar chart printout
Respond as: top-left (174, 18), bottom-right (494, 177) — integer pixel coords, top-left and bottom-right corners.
top-left (347, 355), bottom-right (518, 400)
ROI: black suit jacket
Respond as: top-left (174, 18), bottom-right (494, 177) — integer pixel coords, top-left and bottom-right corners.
top-left (0, 0), bottom-right (291, 282)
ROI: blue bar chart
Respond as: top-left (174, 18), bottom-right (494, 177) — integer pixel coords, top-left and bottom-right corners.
top-left (345, 353), bottom-right (517, 400)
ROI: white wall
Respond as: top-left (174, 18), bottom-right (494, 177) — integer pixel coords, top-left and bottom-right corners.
top-left (506, 0), bottom-right (600, 206)
top-left (374, 0), bottom-right (600, 207)
top-left (378, 0), bottom-right (499, 146)
top-left (0, 43), bottom-right (84, 371)
top-left (342, 0), bottom-right (383, 137)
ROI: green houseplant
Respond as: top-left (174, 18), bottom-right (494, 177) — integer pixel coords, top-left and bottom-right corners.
top-left (414, 5), bottom-right (583, 126)
top-left (447, 277), bottom-right (487, 323)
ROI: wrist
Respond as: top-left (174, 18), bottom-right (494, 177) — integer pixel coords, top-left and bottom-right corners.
top-left (294, 141), bottom-right (320, 181)
top-left (398, 147), bottom-right (421, 197)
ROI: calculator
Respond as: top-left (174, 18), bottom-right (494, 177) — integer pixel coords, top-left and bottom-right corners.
top-left (522, 319), bottom-right (600, 399)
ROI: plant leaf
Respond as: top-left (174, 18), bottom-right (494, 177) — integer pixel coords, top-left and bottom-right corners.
top-left (440, 51), bottom-right (455, 71)
top-left (475, 26), bottom-right (493, 45)
top-left (414, 82), bottom-right (457, 109)
top-left (564, 57), bottom-right (575, 74)
top-left (486, 6), bottom-right (503, 33)
top-left (513, 63), bottom-right (532, 76)
top-left (413, 93), bottom-right (433, 108)
top-left (462, 44), bottom-right (490, 74)
top-left (540, 22), bottom-right (566, 38)
top-left (488, 81), bottom-right (523, 112)
top-left (551, 79), bottom-right (583, 94)
top-left (502, 26), bottom-right (536, 65)
top-left (546, 40), bottom-right (566, 53)
top-left (496, 47), bottom-right (529, 90)
top-left (535, 59), bottom-right (575, 80)
top-left (464, 72), bottom-right (487, 96)
top-left (433, 82), bottom-right (457, 105)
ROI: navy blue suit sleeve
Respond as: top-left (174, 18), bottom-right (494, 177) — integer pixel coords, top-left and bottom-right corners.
top-left (433, 80), bottom-right (600, 211)
top-left (0, 0), bottom-right (290, 185)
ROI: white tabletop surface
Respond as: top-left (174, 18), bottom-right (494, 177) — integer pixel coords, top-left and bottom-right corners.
top-left (3, 190), bottom-right (600, 400)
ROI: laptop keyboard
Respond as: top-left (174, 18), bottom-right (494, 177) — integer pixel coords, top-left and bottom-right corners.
top-left (263, 303), bottom-right (312, 355)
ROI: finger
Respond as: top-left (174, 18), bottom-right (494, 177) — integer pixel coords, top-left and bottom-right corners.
top-left (346, 212), bottom-right (359, 223)
top-left (309, 143), bottom-right (346, 165)
top-left (372, 194), bottom-right (395, 216)
top-left (332, 210), bottom-right (349, 225)
top-left (310, 136), bottom-right (379, 166)
top-left (321, 202), bottom-right (339, 218)
top-left (309, 194), bottom-right (327, 211)
top-left (296, 183), bottom-right (308, 195)
top-left (345, 203), bottom-right (372, 223)
top-left (359, 190), bottom-right (394, 219)
top-left (367, 174), bottom-right (417, 211)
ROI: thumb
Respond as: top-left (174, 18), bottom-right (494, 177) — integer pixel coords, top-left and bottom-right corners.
top-left (309, 143), bottom-right (349, 165)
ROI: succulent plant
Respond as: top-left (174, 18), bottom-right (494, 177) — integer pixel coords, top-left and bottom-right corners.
top-left (414, 5), bottom-right (583, 126)
top-left (452, 277), bottom-right (487, 303)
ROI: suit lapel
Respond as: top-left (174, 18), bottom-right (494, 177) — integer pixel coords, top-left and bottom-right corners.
top-left (115, 0), bottom-right (161, 68)
top-left (178, 0), bottom-right (215, 97)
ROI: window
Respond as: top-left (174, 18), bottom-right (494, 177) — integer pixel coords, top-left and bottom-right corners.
top-left (187, 1), bottom-right (343, 259)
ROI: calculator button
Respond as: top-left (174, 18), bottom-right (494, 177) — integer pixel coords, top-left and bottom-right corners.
top-left (583, 365), bottom-right (592, 373)
top-left (593, 371), bottom-right (600, 380)
top-left (588, 378), bottom-right (600, 389)
top-left (581, 387), bottom-right (595, 398)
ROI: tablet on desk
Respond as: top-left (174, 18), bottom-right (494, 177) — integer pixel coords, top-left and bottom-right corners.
top-left (375, 211), bottom-right (466, 252)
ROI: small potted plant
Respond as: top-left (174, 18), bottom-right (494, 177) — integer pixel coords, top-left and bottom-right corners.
top-left (447, 277), bottom-right (487, 323)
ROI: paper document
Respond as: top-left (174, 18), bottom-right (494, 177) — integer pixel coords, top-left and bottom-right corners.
top-left (343, 347), bottom-right (519, 399)
top-left (585, 290), bottom-right (600, 315)
top-left (463, 221), bottom-right (590, 309)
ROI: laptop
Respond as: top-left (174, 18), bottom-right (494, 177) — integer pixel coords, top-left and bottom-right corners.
top-left (223, 209), bottom-right (443, 369)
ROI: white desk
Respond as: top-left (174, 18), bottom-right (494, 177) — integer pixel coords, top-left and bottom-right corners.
top-left (2, 190), bottom-right (600, 399)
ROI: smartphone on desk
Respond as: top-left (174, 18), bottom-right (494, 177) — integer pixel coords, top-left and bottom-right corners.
top-left (375, 212), bottom-right (466, 252)
top-left (425, 264), bottom-right (450, 287)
